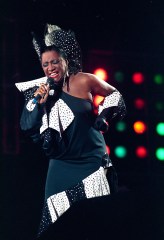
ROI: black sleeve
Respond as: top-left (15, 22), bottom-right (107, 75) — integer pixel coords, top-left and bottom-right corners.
top-left (20, 103), bottom-right (45, 131)
top-left (20, 102), bottom-right (45, 143)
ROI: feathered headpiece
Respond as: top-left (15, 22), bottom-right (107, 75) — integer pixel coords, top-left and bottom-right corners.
top-left (32, 24), bottom-right (82, 75)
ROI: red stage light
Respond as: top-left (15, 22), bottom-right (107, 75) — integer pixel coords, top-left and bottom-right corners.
top-left (133, 121), bottom-right (147, 134)
top-left (106, 145), bottom-right (110, 155)
top-left (134, 98), bottom-right (146, 109)
top-left (93, 68), bottom-right (108, 81)
top-left (136, 146), bottom-right (148, 158)
top-left (132, 72), bottom-right (144, 84)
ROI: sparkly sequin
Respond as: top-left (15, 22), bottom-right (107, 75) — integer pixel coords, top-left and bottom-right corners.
top-left (15, 77), bottom-right (47, 92)
top-left (33, 24), bottom-right (82, 75)
top-left (98, 90), bottom-right (126, 120)
top-left (23, 86), bottom-right (38, 102)
top-left (26, 99), bottom-right (36, 111)
top-left (39, 98), bottom-right (75, 135)
top-left (16, 78), bottom-right (75, 154)
top-left (49, 99), bottom-right (75, 134)
top-left (66, 182), bottom-right (86, 205)
top-left (83, 167), bottom-right (110, 198)
top-left (37, 202), bottom-right (52, 237)
top-left (37, 167), bottom-right (110, 237)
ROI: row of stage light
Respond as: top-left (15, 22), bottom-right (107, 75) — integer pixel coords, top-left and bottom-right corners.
top-left (92, 68), bottom-right (164, 161)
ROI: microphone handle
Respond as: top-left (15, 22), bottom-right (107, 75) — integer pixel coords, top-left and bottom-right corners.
top-left (32, 94), bottom-right (42, 104)
top-left (32, 77), bottom-right (56, 104)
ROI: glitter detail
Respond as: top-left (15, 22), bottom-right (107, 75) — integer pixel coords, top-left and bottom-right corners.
top-left (26, 99), bottom-right (36, 111)
top-left (102, 153), bottom-right (112, 169)
top-left (98, 91), bottom-right (126, 120)
top-left (65, 182), bottom-right (86, 205)
top-left (39, 98), bottom-right (75, 135)
top-left (16, 77), bottom-right (75, 153)
top-left (49, 99), bottom-right (75, 134)
top-left (98, 91), bottom-right (121, 113)
top-left (47, 191), bottom-right (70, 223)
top-left (83, 167), bottom-right (110, 198)
top-left (40, 113), bottom-right (49, 134)
top-left (15, 77), bottom-right (47, 92)
top-left (32, 24), bottom-right (82, 75)
top-left (37, 167), bottom-right (110, 237)
top-left (37, 202), bottom-right (52, 237)
top-left (23, 86), bottom-right (38, 102)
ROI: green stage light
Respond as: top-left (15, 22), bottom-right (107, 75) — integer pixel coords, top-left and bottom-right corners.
top-left (154, 74), bottom-right (164, 85)
top-left (114, 146), bottom-right (127, 158)
top-left (114, 71), bottom-right (124, 82)
top-left (155, 148), bottom-right (164, 161)
top-left (156, 122), bottom-right (164, 136)
top-left (116, 121), bottom-right (127, 132)
top-left (155, 102), bottom-right (164, 111)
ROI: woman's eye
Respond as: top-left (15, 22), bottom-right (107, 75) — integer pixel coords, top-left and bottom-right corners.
top-left (42, 63), bottom-right (48, 67)
top-left (42, 59), bottom-right (60, 67)
top-left (52, 59), bottom-right (60, 64)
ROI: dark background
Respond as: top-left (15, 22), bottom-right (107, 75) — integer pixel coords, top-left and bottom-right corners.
top-left (1, 0), bottom-right (164, 239)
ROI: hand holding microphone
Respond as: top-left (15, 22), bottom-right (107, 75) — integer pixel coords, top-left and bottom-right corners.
top-left (32, 78), bottom-right (55, 104)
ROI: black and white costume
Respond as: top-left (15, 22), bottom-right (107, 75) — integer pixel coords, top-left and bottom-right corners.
top-left (16, 24), bottom-right (126, 238)
top-left (16, 76), bottom-right (126, 237)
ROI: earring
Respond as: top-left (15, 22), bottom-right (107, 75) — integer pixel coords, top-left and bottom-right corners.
top-left (63, 76), bottom-right (66, 87)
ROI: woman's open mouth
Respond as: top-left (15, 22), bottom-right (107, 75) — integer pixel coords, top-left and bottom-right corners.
top-left (49, 72), bottom-right (59, 79)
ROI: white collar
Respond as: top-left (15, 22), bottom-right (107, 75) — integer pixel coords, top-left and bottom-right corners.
top-left (15, 76), bottom-right (47, 92)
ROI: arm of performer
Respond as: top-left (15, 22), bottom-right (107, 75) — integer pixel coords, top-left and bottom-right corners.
top-left (88, 73), bottom-right (126, 132)
top-left (20, 84), bottom-right (50, 142)
top-left (88, 74), bottom-right (126, 179)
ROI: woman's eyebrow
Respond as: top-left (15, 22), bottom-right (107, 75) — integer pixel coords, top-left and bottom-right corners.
top-left (43, 59), bottom-right (60, 64)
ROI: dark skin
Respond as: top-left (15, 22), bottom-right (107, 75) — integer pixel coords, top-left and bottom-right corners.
top-left (34, 50), bottom-right (116, 104)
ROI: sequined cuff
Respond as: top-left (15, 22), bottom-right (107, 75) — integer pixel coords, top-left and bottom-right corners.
top-left (98, 91), bottom-right (121, 114)
top-left (98, 90), bottom-right (126, 120)
top-left (26, 99), bottom-right (36, 111)
top-left (102, 153), bottom-right (112, 169)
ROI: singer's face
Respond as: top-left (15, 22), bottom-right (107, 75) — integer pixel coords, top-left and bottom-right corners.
top-left (41, 50), bottom-right (67, 82)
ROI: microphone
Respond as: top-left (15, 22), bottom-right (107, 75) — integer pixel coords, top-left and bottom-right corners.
top-left (32, 77), bottom-right (55, 104)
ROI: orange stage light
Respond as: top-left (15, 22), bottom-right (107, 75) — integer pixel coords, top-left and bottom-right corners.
top-left (133, 121), bottom-right (147, 134)
top-left (93, 68), bottom-right (108, 81)
top-left (94, 95), bottom-right (104, 107)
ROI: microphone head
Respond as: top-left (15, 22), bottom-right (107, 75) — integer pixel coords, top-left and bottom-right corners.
top-left (46, 77), bottom-right (62, 91)
top-left (47, 77), bottom-right (55, 88)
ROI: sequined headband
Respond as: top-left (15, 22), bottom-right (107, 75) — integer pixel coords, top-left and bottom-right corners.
top-left (32, 24), bottom-right (82, 75)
